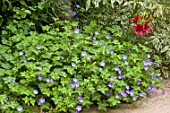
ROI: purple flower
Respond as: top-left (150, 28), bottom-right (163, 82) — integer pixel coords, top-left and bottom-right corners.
top-left (74, 28), bottom-right (80, 33)
top-left (100, 61), bottom-right (105, 67)
top-left (19, 51), bottom-right (25, 56)
top-left (39, 98), bottom-right (45, 104)
top-left (92, 36), bottom-right (96, 40)
top-left (144, 60), bottom-right (152, 66)
top-left (68, 42), bottom-right (71, 45)
top-left (137, 80), bottom-right (142, 85)
top-left (81, 51), bottom-right (86, 56)
top-left (115, 94), bottom-right (120, 98)
top-left (86, 55), bottom-right (91, 60)
top-left (122, 55), bottom-right (127, 59)
top-left (92, 92), bottom-right (95, 95)
top-left (17, 105), bottom-right (23, 111)
top-left (71, 62), bottom-right (76, 67)
top-left (110, 49), bottom-right (114, 53)
top-left (151, 86), bottom-right (156, 91)
top-left (76, 4), bottom-right (80, 8)
top-left (72, 11), bottom-right (77, 16)
top-left (38, 75), bottom-right (43, 80)
top-left (76, 105), bottom-right (82, 111)
top-left (114, 66), bottom-right (120, 71)
top-left (110, 76), bottom-right (114, 81)
top-left (108, 82), bottom-right (113, 88)
top-left (24, 59), bottom-right (27, 63)
top-left (78, 96), bottom-right (84, 103)
top-left (73, 78), bottom-right (78, 82)
top-left (118, 74), bottom-right (123, 79)
top-left (38, 66), bottom-right (42, 70)
top-left (36, 45), bottom-right (41, 49)
top-left (146, 91), bottom-right (152, 96)
top-left (148, 86), bottom-right (151, 90)
top-left (75, 110), bottom-right (79, 113)
top-left (6, 97), bottom-right (8, 102)
top-left (118, 70), bottom-right (122, 74)
top-left (133, 96), bottom-right (137, 101)
top-left (144, 66), bottom-right (148, 71)
top-left (130, 90), bottom-right (134, 95)
top-left (99, 41), bottom-right (103, 45)
top-left (161, 91), bottom-right (165, 96)
top-left (71, 82), bottom-right (79, 88)
top-left (33, 89), bottom-right (38, 94)
top-left (106, 92), bottom-right (110, 97)
top-left (150, 72), bottom-right (152, 79)
top-left (121, 91), bottom-right (127, 97)
top-left (124, 61), bottom-right (128, 65)
top-left (60, 56), bottom-right (64, 60)
top-left (12, 78), bottom-right (15, 82)
top-left (146, 54), bottom-right (151, 58)
top-left (154, 72), bottom-right (159, 79)
top-left (102, 68), bottom-right (105, 71)
top-left (46, 78), bottom-right (51, 82)
top-left (154, 62), bottom-right (160, 67)
top-left (139, 92), bottom-right (143, 96)
top-left (126, 90), bottom-right (130, 94)
top-left (105, 35), bottom-right (110, 39)
top-left (126, 85), bottom-right (130, 89)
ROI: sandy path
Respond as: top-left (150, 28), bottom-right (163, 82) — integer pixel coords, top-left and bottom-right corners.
top-left (82, 78), bottom-right (170, 113)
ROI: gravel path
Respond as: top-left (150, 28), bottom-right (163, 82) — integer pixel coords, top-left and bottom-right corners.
top-left (82, 78), bottom-right (170, 113)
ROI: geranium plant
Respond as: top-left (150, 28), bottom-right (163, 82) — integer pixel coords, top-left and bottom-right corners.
top-left (0, 19), bottom-right (161, 113)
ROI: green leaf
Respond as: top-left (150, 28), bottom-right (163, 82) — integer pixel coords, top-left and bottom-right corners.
top-left (161, 45), bottom-right (169, 53)
top-left (86, 0), bottom-right (91, 10)
top-left (111, 0), bottom-right (116, 7)
top-left (19, 0), bottom-right (28, 7)
top-left (117, 0), bottom-right (123, 5)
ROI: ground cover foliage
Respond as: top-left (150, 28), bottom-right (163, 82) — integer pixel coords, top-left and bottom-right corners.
top-left (0, 0), bottom-right (168, 112)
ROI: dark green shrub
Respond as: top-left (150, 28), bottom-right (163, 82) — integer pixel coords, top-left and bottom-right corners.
top-left (0, 20), bottom-right (160, 112)
top-left (0, 0), bottom-right (73, 37)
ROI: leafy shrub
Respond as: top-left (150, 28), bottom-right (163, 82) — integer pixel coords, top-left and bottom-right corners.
top-left (145, 0), bottom-right (170, 78)
top-left (0, 19), bottom-right (161, 112)
top-left (76, 0), bottom-right (169, 78)
top-left (0, 0), bottom-right (73, 37)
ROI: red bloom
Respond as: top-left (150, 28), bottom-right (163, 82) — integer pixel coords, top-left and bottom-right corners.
top-left (130, 15), bottom-right (153, 36)
top-left (144, 24), bottom-right (152, 36)
top-left (129, 14), bottom-right (145, 24)
top-left (129, 15), bottom-right (139, 24)
top-left (132, 23), bottom-right (145, 36)
top-left (144, 16), bottom-right (153, 36)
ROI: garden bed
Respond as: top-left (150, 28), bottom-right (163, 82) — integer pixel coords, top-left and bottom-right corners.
top-left (82, 78), bottom-right (170, 113)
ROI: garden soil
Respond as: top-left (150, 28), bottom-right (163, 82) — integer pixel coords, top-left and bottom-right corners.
top-left (82, 78), bottom-right (170, 113)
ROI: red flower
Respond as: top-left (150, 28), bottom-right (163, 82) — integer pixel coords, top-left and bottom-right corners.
top-left (130, 15), bottom-right (153, 36)
top-left (129, 14), bottom-right (145, 24)
top-left (129, 15), bottom-right (139, 24)
top-left (132, 23), bottom-right (145, 36)
top-left (144, 16), bottom-right (153, 36)
top-left (144, 24), bottom-right (153, 36)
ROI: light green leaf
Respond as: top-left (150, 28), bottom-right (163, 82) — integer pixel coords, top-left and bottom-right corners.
top-left (111, 0), bottom-right (116, 7)
top-left (161, 45), bottom-right (169, 53)
top-left (86, 0), bottom-right (91, 10)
